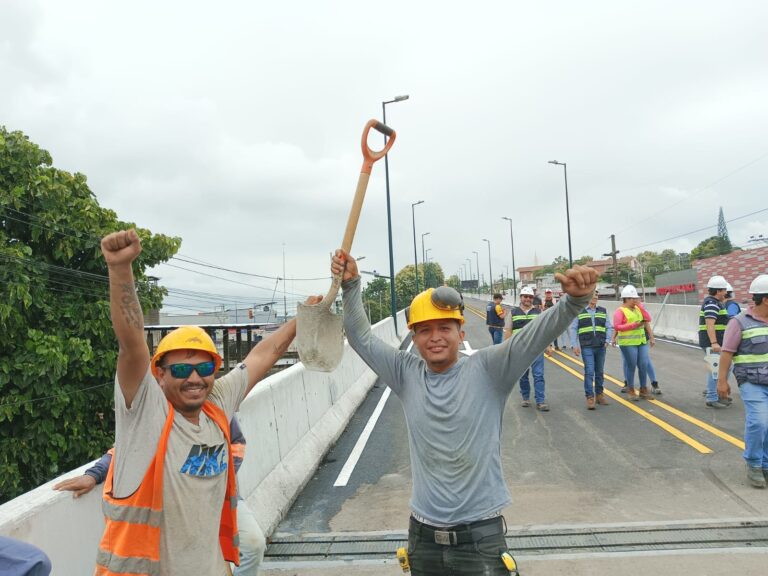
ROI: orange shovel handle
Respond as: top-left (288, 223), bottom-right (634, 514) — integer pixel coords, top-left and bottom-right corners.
top-left (361, 119), bottom-right (396, 175)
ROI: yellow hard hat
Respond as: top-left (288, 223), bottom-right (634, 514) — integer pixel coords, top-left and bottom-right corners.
top-left (151, 325), bottom-right (222, 378)
top-left (406, 287), bottom-right (465, 329)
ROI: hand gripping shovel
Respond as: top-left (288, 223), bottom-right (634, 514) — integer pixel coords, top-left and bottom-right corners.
top-left (297, 119), bottom-right (397, 372)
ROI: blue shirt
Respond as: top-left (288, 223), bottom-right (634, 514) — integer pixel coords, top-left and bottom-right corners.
top-left (569, 305), bottom-right (614, 348)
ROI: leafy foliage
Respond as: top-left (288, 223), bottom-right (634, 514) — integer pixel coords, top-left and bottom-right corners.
top-left (691, 235), bottom-right (734, 260)
top-left (0, 127), bottom-right (180, 502)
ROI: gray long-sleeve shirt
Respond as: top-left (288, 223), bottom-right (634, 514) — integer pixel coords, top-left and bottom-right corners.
top-left (342, 278), bottom-right (589, 525)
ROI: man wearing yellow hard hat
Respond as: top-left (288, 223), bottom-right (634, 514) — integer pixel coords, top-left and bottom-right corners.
top-left (331, 248), bottom-right (597, 576)
top-left (97, 229), bottom-right (319, 576)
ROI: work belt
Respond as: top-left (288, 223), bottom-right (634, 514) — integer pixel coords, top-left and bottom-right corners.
top-left (409, 515), bottom-right (505, 546)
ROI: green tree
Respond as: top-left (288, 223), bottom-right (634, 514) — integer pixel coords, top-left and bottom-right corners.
top-left (362, 276), bottom-right (390, 324)
top-left (0, 127), bottom-right (180, 502)
top-left (445, 274), bottom-right (460, 290)
top-left (691, 235), bottom-right (733, 260)
top-left (574, 255), bottom-right (593, 266)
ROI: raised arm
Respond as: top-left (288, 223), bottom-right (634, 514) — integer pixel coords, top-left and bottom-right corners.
top-left (484, 266), bottom-right (596, 386)
top-left (101, 230), bottom-right (150, 408)
top-left (331, 249), bottom-right (405, 391)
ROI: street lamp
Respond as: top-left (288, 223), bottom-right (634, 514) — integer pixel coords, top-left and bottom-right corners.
top-left (421, 232), bottom-right (430, 268)
top-left (472, 250), bottom-right (480, 295)
top-left (425, 248), bottom-right (433, 288)
top-left (465, 259), bottom-right (472, 281)
top-left (501, 216), bottom-right (517, 304)
top-left (482, 238), bottom-right (493, 295)
top-left (383, 94), bottom-right (409, 334)
top-left (548, 160), bottom-right (573, 268)
top-left (411, 200), bottom-right (424, 293)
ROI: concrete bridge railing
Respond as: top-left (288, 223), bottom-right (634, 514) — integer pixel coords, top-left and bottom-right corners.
top-left (0, 311), bottom-right (406, 575)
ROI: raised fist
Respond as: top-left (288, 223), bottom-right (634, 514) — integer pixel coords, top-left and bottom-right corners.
top-left (101, 229), bottom-right (142, 268)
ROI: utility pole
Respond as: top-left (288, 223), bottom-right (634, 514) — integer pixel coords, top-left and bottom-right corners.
top-left (602, 234), bottom-right (620, 301)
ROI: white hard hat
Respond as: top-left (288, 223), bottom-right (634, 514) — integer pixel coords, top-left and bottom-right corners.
top-left (520, 286), bottom-right (535, 296)
top-left (706, 275), bottom-right (729, 290)
top-left (621, 285), bottom-right (639, 299)
top-left (725, 282), bottom-right (734, 294)
top-left (748, 274), bottom-right (768, 295)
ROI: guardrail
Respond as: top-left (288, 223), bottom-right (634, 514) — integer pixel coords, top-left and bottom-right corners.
top-left (0, 311), bottom-right (406, 574)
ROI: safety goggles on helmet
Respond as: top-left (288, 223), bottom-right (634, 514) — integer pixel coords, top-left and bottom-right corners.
top-left (161, 361), bottom-right (216, 379)
top-left (430, 286), bottom-right (464, 312)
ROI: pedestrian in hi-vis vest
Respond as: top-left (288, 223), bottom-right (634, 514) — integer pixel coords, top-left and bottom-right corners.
top-left (700, 275), bottom-right (731, 409)
top-left (510, 286), bottom-right (553, 411)
top-left (570, 291), bottom-right (613, 410)
top-left (97, 230), bottom-right (320, 576)
top-left (717, 274), bottom-right (768, 489)
top-left (486, 293), bottom-right (507, 345)
top-left (331, 248), bottom-right (597, 576)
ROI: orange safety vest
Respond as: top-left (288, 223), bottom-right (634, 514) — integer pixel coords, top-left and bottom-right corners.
top-left (95, 401), bottom-right (240, 575)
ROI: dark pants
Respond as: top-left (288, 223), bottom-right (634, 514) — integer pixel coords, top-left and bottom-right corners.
top-left (581, 345), bottom-right (606, 397)
top-left (407, 517), bottom-right (511, 576)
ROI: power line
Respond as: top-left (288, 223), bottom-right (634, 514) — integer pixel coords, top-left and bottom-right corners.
top-left (622, 207), bottom-right (768, 252)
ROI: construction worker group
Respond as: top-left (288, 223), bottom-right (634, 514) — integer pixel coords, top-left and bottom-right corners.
top-left (32, 228), bottom-right (765, 576)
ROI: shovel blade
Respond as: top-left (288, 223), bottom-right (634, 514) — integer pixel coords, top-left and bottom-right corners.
top-left (296, 302), bottom-right (344, 372)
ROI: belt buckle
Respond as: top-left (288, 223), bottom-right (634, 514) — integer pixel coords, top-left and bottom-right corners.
top-left (433, 530), bottom-right (455, 546)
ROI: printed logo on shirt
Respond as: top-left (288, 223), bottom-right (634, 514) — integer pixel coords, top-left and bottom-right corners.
top-left (180, 443), bottom-right (228, 477)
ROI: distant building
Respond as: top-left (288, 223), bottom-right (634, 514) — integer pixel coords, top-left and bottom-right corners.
top-left (693, 245), bottom-right (768, 303)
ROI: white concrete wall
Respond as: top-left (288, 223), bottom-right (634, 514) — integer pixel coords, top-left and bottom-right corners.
top-left (0, 311), bottom-right (407, 575)
top-left (603, 301), bottom-right (699, 344)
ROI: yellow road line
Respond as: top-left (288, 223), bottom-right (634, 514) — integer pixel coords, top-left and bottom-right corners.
top-left (465, 304), bottom-right (487, 320)
top-left (552, 350), bottom-right (745, 450)
top-left (545, 354), bottom-right (713, 454)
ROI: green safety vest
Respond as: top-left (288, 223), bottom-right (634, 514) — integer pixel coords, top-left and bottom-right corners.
top-left (732, 312), bottom-right (768, 386)
top-left (617, 306), bottom-right (646, 346)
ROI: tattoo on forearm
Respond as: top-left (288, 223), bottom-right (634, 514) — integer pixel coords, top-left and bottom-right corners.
top-left (119, 283), bottom-right (143, 329)
top-left (272, 341), bottom-right (290, 356)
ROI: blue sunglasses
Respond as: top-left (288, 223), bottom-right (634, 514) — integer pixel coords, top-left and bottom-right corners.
top-left (161, 361), bottom-right (216, 379)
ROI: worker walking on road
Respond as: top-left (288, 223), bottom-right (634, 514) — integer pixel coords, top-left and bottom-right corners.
top-left (511, 286), bottom-right (552, 411)
top-left (570, 291), bottom-right (613, 410)
top-left (331, 248), bottom-right (597, 576)
top-left (97, 229), bottom-right (319, 576)
top-left (486, 293), bottom-right (507, 345)
top-left (613, 285), bottom-right (654, 401)
top-left (700, 275), bottom-right (731, 409)
top-left (717, 274), bottom-right (768, 488)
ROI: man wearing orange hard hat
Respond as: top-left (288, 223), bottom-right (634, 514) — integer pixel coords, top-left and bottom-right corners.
top-left (96, 229), bottom-right (319, 576)
top-left (331, 248), bottom-right (597, 576)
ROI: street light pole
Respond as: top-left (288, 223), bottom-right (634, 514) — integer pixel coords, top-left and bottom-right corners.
top-left (501, 216), bottom-right (517, 304)
top-left (472, 250), bottom-right (480, 295)
top-left (411, 200), bottom-right (424, 293)
top-left (482, 238), bottom-right (493, 295)
top-left (548, 160), bottom-right (573, 268)
top-left (424, 248), bottom-right (432, 288)
top-left (421, 232), bottom-right (430, 270)
top-left (383, 94), bottom-right (409, 334)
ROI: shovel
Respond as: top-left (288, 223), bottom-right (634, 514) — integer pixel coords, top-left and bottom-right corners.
top-left (297, 119), bottom-right (397, 372)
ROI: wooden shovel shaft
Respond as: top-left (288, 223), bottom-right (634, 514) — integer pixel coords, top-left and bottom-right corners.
top-left (319, 120), bottom-right (396, 307)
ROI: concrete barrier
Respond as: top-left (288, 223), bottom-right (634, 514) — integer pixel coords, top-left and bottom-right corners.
top-left (0, 311), bottom-right (407, 574)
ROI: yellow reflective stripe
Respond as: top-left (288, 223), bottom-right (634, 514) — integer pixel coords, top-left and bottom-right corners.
top-left (578, 326), bottom-right (606, 334)
top-left (96, 548), bottom-right (161, 576)
top-left (102, 500), bottom-right (162, 528)
top-left (733, 354), bottom-right (768, 364)
top-left (742, 327), bottom-right (768, 339)
top-left (699, 325), bottom-right (727, 331)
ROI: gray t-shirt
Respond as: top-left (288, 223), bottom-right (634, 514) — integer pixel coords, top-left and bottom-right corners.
top-left (342, 278), bottom-right (588, 525)
top-left (114, 364), bottom-right (249, 576)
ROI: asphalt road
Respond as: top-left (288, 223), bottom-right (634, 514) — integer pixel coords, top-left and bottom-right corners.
top-left (265, 296), bottom-right (768, 573)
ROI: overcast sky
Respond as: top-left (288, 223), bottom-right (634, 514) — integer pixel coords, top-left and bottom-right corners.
top-left (3, 0), bottom-right (767, 315)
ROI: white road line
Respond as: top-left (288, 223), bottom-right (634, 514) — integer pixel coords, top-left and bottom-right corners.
top-left (333, 341), bottom-right (411, 487)
top-left (461, 340), bottom-right (477, 356)
top-left (333, 387), bottom-right (392, 487)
